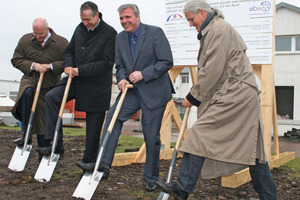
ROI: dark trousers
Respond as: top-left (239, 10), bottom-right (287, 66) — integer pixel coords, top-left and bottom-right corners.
top-left (177, 153), bottom-right (277, 200)
top-left (101, 88), bottom-right (166, 183)
top-left (20, 87), bottom-right (47, 161)
top-left (45, 83), bottom-right (105, 163)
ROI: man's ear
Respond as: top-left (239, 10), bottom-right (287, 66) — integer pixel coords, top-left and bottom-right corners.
top-left (199, 9), bottom-right (208, 18)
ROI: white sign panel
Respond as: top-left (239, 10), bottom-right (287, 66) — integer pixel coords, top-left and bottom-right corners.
top-left (165, 0), bottom-right (274, 65)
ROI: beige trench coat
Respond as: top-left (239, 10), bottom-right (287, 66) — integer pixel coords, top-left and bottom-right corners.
top-left (11, 29), bottom-right (69, 135)
top-left (180, 15), bottom-right (267, 179)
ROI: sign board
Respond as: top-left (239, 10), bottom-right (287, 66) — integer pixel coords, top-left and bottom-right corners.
top-left (165, 0), bottom-right (274, 65)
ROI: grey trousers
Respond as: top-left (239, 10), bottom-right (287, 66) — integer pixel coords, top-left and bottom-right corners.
top-left (101, 88), bottom-right (166, 183)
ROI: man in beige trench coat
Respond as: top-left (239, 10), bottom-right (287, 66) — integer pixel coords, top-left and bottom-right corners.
top-left (156, 0), bottom-right (277, 199)
top-left (11, 17), bottom-right (68, 161)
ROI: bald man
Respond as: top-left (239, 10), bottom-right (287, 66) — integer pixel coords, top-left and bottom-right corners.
top-left (11, 17), bottom-right (69, 161)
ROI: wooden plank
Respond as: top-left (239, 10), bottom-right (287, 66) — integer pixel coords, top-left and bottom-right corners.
top-left (269, 152), bottom-right (296, 169)
top-left (131, 143), bottom-right (146, 164)
top-left (112, 152), bottom-right (138, 166)
top-left (169, 66), bottom-right (185, 83)
top-left (111, 149), bottom-right (181, 166)
top-left (252, 64), bottom-right (262, 80)
top-left (160, 148), bottom-right (183, 160)
top-left (221, 168), bottom-right (251, 188)
top-left (160, 100), bottom-right (174, 151)
top-left (221, 152), bottom-right (295, 188)
top-left (272, 86), bottom-right (280, 156)
top-left (261, 64), bottom-right (275, 161)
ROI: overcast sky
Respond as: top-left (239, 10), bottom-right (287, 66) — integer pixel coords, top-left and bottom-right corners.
top-left (0, 0), bottom-right (299, 81)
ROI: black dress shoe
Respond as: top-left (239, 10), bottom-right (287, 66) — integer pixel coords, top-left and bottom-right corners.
top-left (146, 182), bottom-right (157, 192)
top-left (35, 146), bottom-right (51, 155)
top-left (35, 146), bottom-right (64, 156)
top-left (76, 161), bottom-right (95, 172)
top-left (98, 165), bottom-right (110, 180)
top-left (13, 135), bottom-right (32, 147)
top-left (156, 180), bottom-right (189, 200)
top-left (76, 161), bottom-right (110, 179)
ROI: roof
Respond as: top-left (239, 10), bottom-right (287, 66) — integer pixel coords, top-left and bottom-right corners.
top-left (276, 2), bottom-right (300, 12)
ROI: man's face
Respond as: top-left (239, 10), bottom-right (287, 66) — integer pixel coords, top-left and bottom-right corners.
top-left (33, 26), bottom-right (49, 42)
top-left (80, 9), bottom-right (99, 30)
top-left (119, 7), bottom-right (140, 33)
top-left (185, 9), bottom-right (207, 32)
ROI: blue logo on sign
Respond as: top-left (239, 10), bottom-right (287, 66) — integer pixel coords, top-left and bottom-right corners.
top-left (249, 1), bottom-right (271, 12)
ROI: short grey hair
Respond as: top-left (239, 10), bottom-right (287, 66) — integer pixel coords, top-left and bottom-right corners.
top-left (117, 4), bottom-right (140, 17)
top-left (184, 0), bottom-right (224, 18)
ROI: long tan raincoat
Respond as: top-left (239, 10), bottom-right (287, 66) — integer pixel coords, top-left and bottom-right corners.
top-left (180, 15), bottom-right (267, 179)
top-left (11, 29), bottom-right (69, 135)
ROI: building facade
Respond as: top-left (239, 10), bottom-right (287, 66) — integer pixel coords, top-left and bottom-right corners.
top-left (275, 2), bottom-right (300, 120)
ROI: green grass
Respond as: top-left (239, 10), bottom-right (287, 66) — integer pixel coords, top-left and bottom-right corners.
top-left (280, 157), bottom-right (300, 178)
top-left (63, 127), bottom-right (86, 136)
top-left (0, 125), bottom-right (144, 153)
top-left (63, 127), bottom-right (145, 153)
top-left (0, 125), bottom-right (21, 131)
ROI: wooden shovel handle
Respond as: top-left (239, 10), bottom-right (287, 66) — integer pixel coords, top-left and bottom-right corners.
top-left (175, 107), bottom-right (191, 150)
top-left (31, 72), bottom-right (44, 112)
top-left (58, 75), bottom-right (72, 117)
top-left (107, 84), bottom-right (133, 132)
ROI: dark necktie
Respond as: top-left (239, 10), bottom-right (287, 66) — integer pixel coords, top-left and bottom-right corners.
top-left (130, 35), bottom-right (137, 58)
top-left (40, 41), bottom-right (44, 47)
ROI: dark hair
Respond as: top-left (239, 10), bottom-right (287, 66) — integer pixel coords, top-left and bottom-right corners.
top-left (80, 1), bottom-right (98, 16)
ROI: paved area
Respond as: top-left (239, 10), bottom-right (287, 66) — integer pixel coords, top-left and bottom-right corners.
top-left (272, 141), bottom-right (300, 157)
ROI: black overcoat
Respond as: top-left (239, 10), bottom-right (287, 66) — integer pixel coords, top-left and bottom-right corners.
top-left (61, 13), bottom-right (117, 112)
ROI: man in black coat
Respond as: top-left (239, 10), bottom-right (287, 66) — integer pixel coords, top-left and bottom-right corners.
top-left (36, 1), bottom-right (117, 168)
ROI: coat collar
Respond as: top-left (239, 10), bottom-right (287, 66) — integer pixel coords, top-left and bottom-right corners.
top-left (200, 14), bottom-right (223, 40)
top-left (31, 28), bottom-right (58, 46)
top-left (79, 12), bottom-right (104, 32)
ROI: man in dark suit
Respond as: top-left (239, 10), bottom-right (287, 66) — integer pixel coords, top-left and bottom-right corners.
top-left (36, 1), bottom-right (117, 167)
top-left (95, 3), bottom-right (173, 192)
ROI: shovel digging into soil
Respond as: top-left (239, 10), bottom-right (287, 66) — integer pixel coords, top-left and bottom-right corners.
top-left (8, 72), bottom-right (45, 172)
top-left (34, 74), bottom-right (72, 182)
top-left (72, 84), bottom-right (133, 200)
top-left (157, 107), bottom-right (190, 200)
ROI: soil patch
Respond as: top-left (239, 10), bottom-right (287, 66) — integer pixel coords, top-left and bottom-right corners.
top-left (0, 129), bottom-right (299, 200)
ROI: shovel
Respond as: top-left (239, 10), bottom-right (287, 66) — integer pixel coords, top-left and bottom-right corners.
top-left (157, 107), bottom-right (190, 200)
top-left (8, 72), bottom-right (45, 172)
top-left (34, 74), bottom-right (72, 182)
top-left (72, 84), bottom-right (133, 200)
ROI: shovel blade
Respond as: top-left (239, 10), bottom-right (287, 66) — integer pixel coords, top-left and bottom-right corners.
top-left (157, 191), bottom-right (170, 200)
top-left (8, 145), bottom-right (32, 172)
top-left (72, 171), bottom-right (104, 200)
top-left (34, 154), bottom-right (60, 182)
